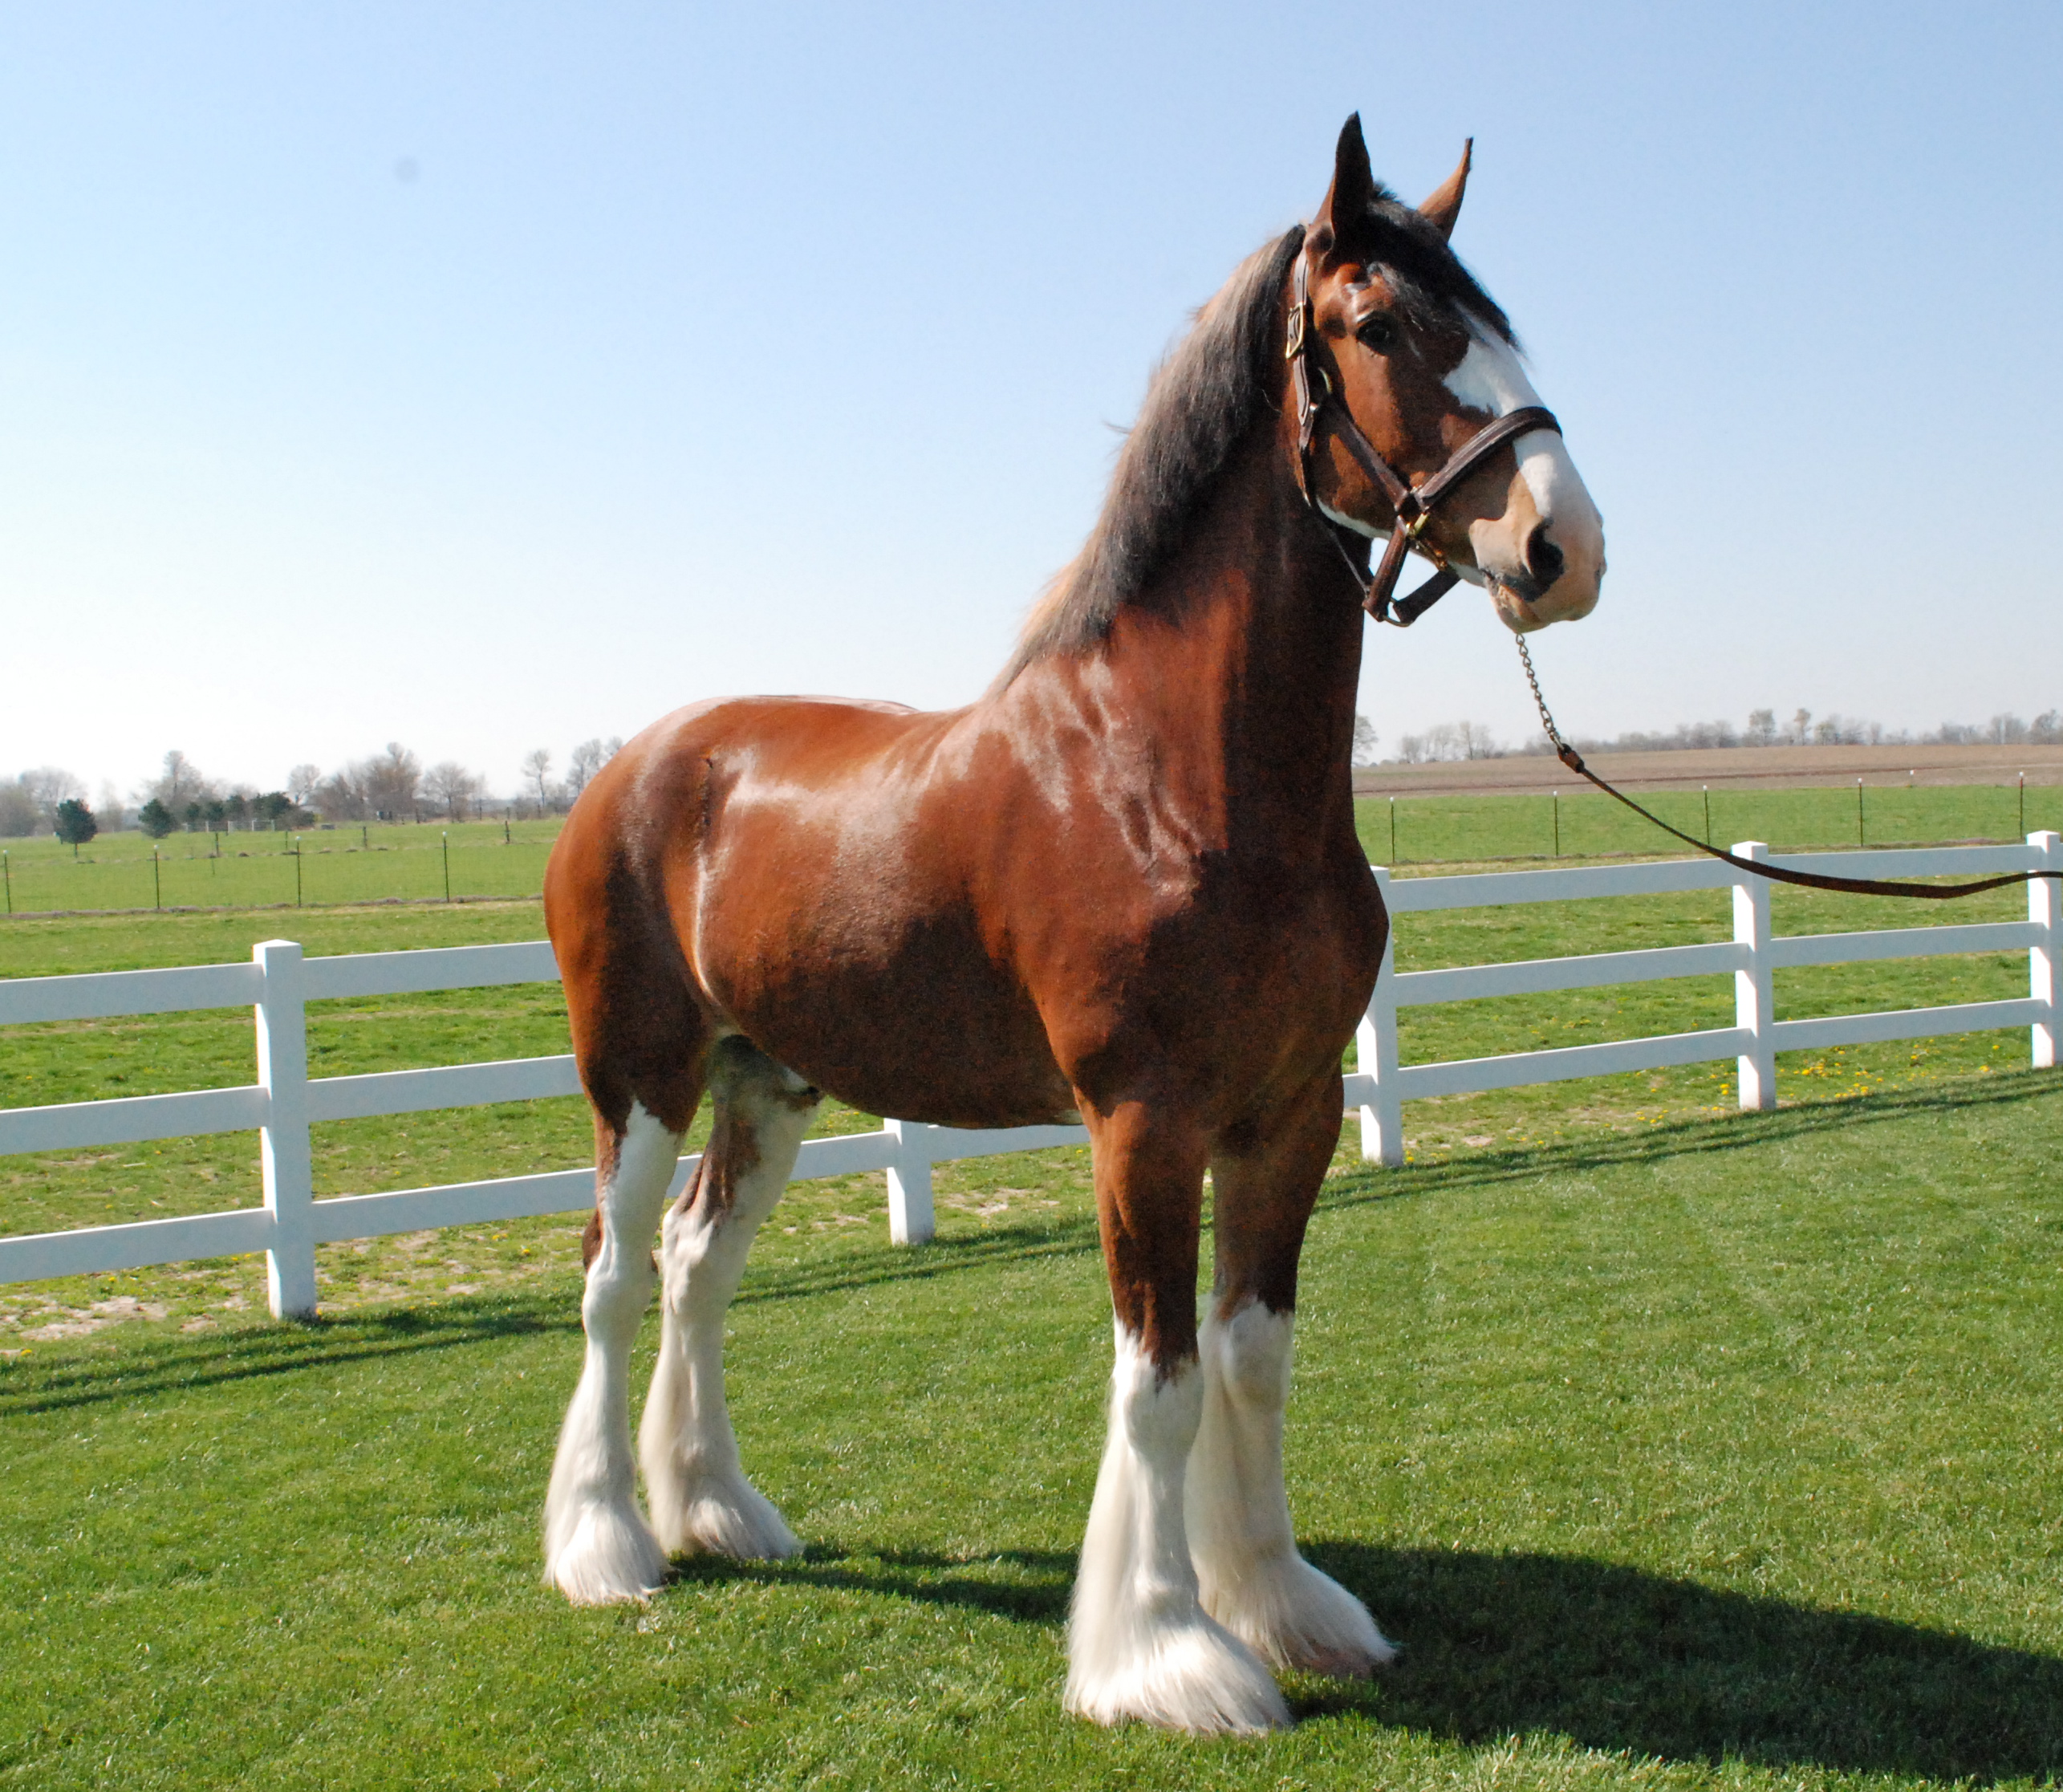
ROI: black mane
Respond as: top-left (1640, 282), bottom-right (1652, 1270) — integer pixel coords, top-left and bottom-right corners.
top-left (997, 225), bottom-right (1304, 681)
top-left (998, 201), bottom-right (1511, 681)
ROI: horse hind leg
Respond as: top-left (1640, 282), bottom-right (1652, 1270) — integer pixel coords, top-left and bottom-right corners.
top-left (543, 1096), bottom-right (688, 1605)
top-left (1186, 1075), bottom-right (1394, 1676)
top-left (640, 1037), bottom-right (821, 1560)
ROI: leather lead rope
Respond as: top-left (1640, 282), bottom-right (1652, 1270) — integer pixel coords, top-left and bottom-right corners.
top-left (1286, 251), bottom-right (1561, 628)
top-left (1515, 636), bottom-right (2061, 900)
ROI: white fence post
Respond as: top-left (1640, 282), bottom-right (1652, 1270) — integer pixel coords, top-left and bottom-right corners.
top-left (885, 1117), bottom-right (935, 1245)
top-left (1358, 865), bottom-right (1403, 1166)
top-left (1732, 842), bottom-right (1777, 1111)
top-left (254, 940), bottom-right (318, 1319)
top-left (2032, 831), bottom-right (2060, 1070)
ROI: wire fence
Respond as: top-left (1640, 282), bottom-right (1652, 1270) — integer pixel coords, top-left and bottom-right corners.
top-left (0, 819), bottom-right (562, 916)
top-left (4, 779), bottom-right (2061, 915)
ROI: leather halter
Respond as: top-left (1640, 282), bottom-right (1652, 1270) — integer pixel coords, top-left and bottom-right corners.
top-left (1285, 250), bottom-right (1562, 627)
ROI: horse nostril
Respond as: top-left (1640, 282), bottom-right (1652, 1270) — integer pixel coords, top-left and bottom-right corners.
top-left (1525, 522), bottom-right (1565, 587)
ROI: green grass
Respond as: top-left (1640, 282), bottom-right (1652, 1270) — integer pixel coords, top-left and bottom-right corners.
top-left (2, 1072), bottom-right (2060, 1788)
top-left (0, 818), bottom-right (563, 916)
top-left (1, 863), bottom-right (2045, 1336)
top-left (3, 780), bottom-right (2056, 918)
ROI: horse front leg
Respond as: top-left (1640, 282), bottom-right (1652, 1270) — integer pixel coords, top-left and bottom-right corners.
top-left (1188, 1070), bottom-right (1394, 1676)
top-left (543, 1100), bottom-right (683, 1604)
top-left (640, 1041), bottom-right (819, 1559)
top-left (1063, 1100), bottom-right (1290, 1735)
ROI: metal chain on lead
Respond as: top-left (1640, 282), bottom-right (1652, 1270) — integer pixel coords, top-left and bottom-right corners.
top-left (1515, 634), bottom-right (1571, 758)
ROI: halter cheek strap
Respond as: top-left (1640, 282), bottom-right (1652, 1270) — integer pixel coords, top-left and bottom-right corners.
top-left (1286, 250), bottom-right (1561, 627)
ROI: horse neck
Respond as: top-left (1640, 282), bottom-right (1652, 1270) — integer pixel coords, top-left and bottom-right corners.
top-left (1018, 427), bottom-right (1368, 860)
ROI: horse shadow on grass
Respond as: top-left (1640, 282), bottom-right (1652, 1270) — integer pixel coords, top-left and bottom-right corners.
top-left (1319, 1066), bottom-right (2061, 1217)
top-left (676, 1540), bottom-right (2063, 1784)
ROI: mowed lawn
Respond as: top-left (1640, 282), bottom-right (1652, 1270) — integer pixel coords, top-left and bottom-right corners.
top-left (2, 891), bottom-right (2061, 1788)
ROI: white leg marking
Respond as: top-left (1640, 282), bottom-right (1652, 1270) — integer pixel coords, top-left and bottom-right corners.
top-left (1064, 1324), bottom-right (1289, 1734)
top-left (1188, 1302), bottom-right (1395, 1676)
top-left (640, 1052), bottom-right (818, 1561)
top-left (543, 1100), bottom-right (679, 1604)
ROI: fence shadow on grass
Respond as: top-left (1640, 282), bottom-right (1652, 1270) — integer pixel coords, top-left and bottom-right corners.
top-left (1322, 1067), bottom-right (2063, 1217)
top-left (733, 1214), bottom-right (1102, 1310)
top-left (11, 1069), bottom-right (2055, 1419)
top-left (0, 1286), bottom-right (579, 1419)
top-left (1300, 1542), bottom-right (2063, 1785)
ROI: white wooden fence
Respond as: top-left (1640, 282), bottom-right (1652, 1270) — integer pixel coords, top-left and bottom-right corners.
top-left (2, 835), bottom-right (2055, 1319)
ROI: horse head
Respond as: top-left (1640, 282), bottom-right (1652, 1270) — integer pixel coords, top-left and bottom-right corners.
top-left (1293, 115), bottom-right (1604, 632)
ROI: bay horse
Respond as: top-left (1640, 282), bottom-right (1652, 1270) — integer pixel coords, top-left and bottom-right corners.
top-left (540, 115), bottom-right (1604, 1733)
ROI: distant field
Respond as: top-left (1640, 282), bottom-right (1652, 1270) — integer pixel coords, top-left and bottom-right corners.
top-left (0, 817), bottom-right (563, 916)
top-left (1352, 778), bottom-right (2060, 867)
top-left (4, 778), bottom-right (2058, 918)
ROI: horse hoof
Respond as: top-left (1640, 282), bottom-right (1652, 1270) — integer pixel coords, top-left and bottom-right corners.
top-left (1064, 1613), bottom-right (1291, 1735)
top-left (1201, 1556), bottom-right (1395, 1679)
top-left (651, 1470), bottom-right (802, 1562)
top-left (542, 1498), bottom-right (669, 1606)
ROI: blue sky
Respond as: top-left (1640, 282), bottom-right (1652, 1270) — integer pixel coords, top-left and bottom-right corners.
top-left (3, 1), bottom-right (2058, 796)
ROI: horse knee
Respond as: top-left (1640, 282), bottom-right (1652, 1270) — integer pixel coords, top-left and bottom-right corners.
top-left (1111, 1327), bottom-right (1204, 1458)
top-left (1204, 1302), bottom-right (1294, 1412)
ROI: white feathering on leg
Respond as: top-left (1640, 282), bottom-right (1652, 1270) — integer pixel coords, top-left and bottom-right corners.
top-left (640, 1057), bottom-right (815, 1560)
top-left (542, 1102), bottom-right (679, 1603)
top-left (1188, 1301), bottom-right (1394, 1676)
top-left (1064, 1324), bottom-right (1289, 1733)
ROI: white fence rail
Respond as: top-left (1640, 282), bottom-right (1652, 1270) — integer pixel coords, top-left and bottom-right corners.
top-left (3, 835), bottom-right (2056, 1319)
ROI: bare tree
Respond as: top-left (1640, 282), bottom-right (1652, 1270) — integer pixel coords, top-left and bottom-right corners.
top-left (0, 779), bottom-right (38, 837)
top-left (424, 762), bottom-right (481, 820)
top-left (1393, 721), bottom-right (1501, 765)
top-left (315, 765), bottom-right (368, 822)
top-left (286, 763), bottom-right (323, 807)
top-left (149, 750), bottom-right (209, 811)
top-left (565, 738), bottom-right (608, 800)
top-left (1350, 715), bottom-right (1380, 767)
top-left (521, 749), bottom-right (554, 813)
top-left (363, 742), bottom-right (423, 820)
top-left (20, 766), bottom-right (86, 825)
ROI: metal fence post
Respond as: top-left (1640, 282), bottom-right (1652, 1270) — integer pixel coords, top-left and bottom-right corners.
top-left (1358, 865), bottom-right (1404, 1166)
top-left (885, 1117), bottom-right (935, 1245)
top-left (2031, 831), bottom-right (2060, 1070)
top-left (254, 940), bottom-right (318, 1318)
top-left (1733, 841), bottom-right (1777, 1111)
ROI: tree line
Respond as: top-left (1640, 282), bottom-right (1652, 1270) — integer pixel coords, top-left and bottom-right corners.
top-left (1380, 705), bottom-right (2063, 765)
top-left (0, 738), bottom-right (625, 841)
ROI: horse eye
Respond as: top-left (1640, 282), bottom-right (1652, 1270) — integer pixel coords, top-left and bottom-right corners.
top-left (1357, 315), bottom-right (1396, 352)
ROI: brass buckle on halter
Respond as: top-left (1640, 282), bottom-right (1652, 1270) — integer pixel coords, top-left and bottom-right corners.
top-left (1284, 303), bottom-right (1306, 360)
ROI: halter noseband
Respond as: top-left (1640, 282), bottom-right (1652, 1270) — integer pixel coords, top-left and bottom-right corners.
top-left (1285, 250), bottom-right (1562, 627)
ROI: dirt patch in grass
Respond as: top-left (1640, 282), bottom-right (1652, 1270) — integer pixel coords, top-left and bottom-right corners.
top-left (1354, 742), bottom-right (2063, 797)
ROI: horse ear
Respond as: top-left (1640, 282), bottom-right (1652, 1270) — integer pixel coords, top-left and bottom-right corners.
top-left (1313, 112), bottom-right (1378, 262)
top-left (1418, 139), bottom-right (1472, 240)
